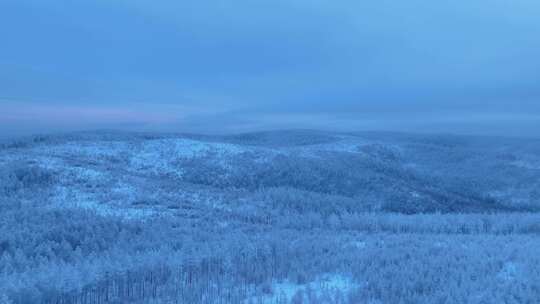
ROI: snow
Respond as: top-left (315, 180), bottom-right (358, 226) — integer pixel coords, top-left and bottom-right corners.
top-left (287, 140), bottom-right (364, 158)
top-left (129, 138), bottom-right (247, 177)
top-left (66, 166), bottom-right (105, 181)
top-left (350, 241), bottom-right (367, 249)
top-left (497, 262), bottom-right (523, 282)
top-left (511, 160), bottom-right (540, 170)
top-left (318, 141), bottom-right (362, 154)
top-left (247, 274), bottom-right (358, 303)
top-left (410, 191), bottom-right (421, 198)
top-left (31, 156), bottom-right (66, 171)
top-left (110, 181), bottom-right (139, 203)
top-left (433, 241), bottom-right (448, 248)
top-left (49, 185), bottom-right (158, 219)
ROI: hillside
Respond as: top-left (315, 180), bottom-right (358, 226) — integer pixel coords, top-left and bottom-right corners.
top-left (2, 130), bottom-right (539, 216)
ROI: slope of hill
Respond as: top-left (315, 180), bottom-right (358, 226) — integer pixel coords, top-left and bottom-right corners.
top-left (1, 130), bottom-right (539, 216)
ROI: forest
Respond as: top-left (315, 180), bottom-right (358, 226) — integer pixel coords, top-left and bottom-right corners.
top-left (1, 130), bottom-right (540, 303)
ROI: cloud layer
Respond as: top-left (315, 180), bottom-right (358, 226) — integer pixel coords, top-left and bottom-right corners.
top-left (1, 0), bottom-right (539, 136)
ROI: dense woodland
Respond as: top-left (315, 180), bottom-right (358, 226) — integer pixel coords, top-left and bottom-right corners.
top-left (1, 130), bottom-right (540, 303)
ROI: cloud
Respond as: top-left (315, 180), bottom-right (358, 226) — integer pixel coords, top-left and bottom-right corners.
top-left (1, 0), bottom-right (539, 137)
top-left (0, 100), bottom-right (224, 131)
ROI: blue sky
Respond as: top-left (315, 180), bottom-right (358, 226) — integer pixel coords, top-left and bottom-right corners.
top-left (1, 0), bottom-right (539, 137)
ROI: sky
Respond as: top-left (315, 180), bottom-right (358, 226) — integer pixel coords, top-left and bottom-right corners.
top-left (1, 0), bottom-right (539, 137)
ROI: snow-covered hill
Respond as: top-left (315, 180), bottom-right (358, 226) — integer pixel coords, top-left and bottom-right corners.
top-left (1, 130), bottom-right (539, 219)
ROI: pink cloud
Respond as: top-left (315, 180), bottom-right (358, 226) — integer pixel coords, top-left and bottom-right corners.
top-left (0, 102), bottom-right (183, 127)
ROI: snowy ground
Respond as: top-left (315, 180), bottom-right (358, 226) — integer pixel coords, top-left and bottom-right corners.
top-left (247, 274), bottom-right (358, 304)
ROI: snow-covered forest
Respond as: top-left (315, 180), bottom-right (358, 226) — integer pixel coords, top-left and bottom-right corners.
top-left (1, 130), bottom-right (540, 303)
